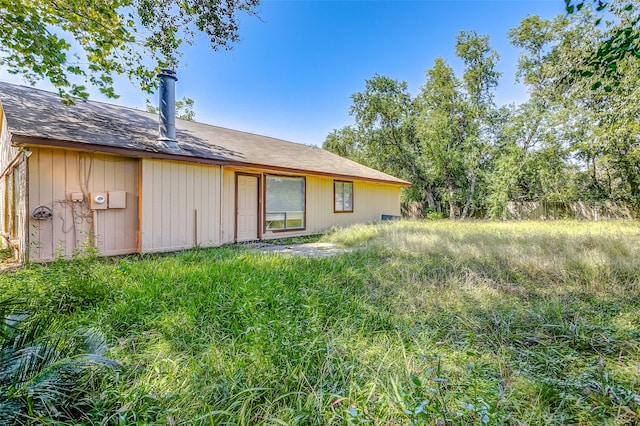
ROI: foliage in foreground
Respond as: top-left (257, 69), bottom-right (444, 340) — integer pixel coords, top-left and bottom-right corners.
top-left (0, 298), bottom-right (119, 424)
top-left (0, 0), bottom-right (259, 102)
top-left (0, 220), bottom-right (639, 424)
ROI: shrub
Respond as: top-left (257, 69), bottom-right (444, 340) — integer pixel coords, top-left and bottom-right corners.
top-left (426, 211), bottom-right (446, 220)
top-left (0, 299), bottom-right (120, 424)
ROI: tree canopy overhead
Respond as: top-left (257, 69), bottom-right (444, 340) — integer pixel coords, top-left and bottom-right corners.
top-left (0, 0), bottom-right (260, 102)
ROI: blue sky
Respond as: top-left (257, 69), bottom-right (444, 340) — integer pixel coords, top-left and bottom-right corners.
top-left (1, 0), bottom-right (566, 146)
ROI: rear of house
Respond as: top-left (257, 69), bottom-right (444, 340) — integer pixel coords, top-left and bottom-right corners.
top-left (0, 80), bottom-right (408, 262)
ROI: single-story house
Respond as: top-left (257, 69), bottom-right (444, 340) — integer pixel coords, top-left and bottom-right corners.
top-left (0, 73), bottom-right (409, 262)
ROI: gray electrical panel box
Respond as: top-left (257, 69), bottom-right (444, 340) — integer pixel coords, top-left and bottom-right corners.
top-left (108, 191), bottom-right (126, 209)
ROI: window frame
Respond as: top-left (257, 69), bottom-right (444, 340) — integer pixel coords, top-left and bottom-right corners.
top-left (264, 174), bottom-right (306, 233)
top-left (334, 180), bottom-right (354, 213)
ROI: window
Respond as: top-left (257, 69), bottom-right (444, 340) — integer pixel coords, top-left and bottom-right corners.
top-left (265, 175), bottom-right (305, 230)
top-left (334, 181), bottom-right (353, 212)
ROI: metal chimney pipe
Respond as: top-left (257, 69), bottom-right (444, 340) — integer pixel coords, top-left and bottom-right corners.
top-left (157, 69), bottom-right (178, 149)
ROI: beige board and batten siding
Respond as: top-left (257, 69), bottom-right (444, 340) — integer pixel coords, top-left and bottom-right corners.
top-left (140, 158), bottom-right (222, 252)
top-left (28, 148), bottom-right (139, 261)
top-left (259, 174), bottom-right (401, 240)
top-left (222, 168), bottom-right (236, 244)
top-left (302, 175), bottom-right (401, 234)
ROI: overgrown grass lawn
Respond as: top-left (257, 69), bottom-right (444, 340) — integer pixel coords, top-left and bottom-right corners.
top-left (2, 221), bottom-right (639, 424)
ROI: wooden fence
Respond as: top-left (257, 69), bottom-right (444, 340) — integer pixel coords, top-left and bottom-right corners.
top-left (402, 201), bottom-right (640, 220)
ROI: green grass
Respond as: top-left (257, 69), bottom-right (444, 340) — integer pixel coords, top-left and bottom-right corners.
top-left (0, 247), bottom-right (12, 262)
top-left (264, 234), bottom-right (323, 245)
top-left (1, 220), bottom-right (639, 424)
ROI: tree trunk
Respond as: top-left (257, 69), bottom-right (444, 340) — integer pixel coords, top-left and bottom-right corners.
top-left (461, 173), bottom-right (477, 219)
top-left (425, 187), bottom-right (436, 210)
top-left (444, 168), bottom-right (457, 219)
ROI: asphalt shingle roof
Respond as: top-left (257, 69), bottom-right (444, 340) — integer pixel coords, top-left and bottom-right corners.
top-left (0, 82), bottom-right (409, 185)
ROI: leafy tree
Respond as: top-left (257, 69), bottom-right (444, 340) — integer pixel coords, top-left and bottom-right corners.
top-left (324, 75), bottom-right (440, 208)
top-left (325, 31), bottom-right (501, 219)
top-left (416, 58), bottom-right (467, 218)
top-left (489, 14), bottom-right (574, 212)
top-left (326, 10), bottom-right (640, 218)
top-left (565, 0), bottom-right (639, 90)
top-left (0, 0), bottom-right (259, 103)
top-left (454, 30), bottom-right (500, 217)
top-left (503, 7), bottom-right (640, 210)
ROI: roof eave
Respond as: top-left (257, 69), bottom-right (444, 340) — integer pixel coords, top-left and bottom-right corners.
top-left (11, 134), bottom-right (412, 187)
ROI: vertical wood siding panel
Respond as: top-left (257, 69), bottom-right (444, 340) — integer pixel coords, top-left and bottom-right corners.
top-left (175, 163), bottom-right (183, 247)
top-left (168, 162), bottom-right (178, 247)
top-left (205, 165), bottom-right (212, 244)
top-left (139, 159), bottom-right (147, 251)
top-left (190, 164), bottom-right (197, 247)
top-left (29, 149), bottom-right (140, 260)
top-left (190, 164), bottom-right (197, 246)
top-left (41, 149), bottom-right (53, 259)
top-left (198, 165), bottom-right (205, 245)
top-left (62, 151), bottom-right (75, 255)
top-left (198, 164), bottom-right (206, 245)
top-left (186, 164), bottom-right (194, 247)
top-left (157, 161), bottom-right (167, 249)
top-left (150, 160), bottom-right (159, 249)
top-left (139, 159), bottom-right (221, 252)
top-left (307, 176), bottom-right (319, 233)
top-left (39, 149), bottom-right (52, 258)
top-left (79, 153), bottom-right (91, 250)
top-left (27, 150), bottom-right (41, 259)
top-left (207, 166), bottom-right (218, 245)
top-left (156, 160), bottom-right (165, 250)
top-left (162, 161), bottom-right (171, 249)
top-left (199, 164), bottom-right (208, 245)
top-left (193, 164), bottom-right (202, 246)
top-left (104, 155), bottom-right (113, 252)
top-left (104, 156), bottom-right (115, 254)
top-left (148, 159), bottom-right (158, 250)
top-left (126, 157), bottom-right (139, 254)
top-left (109, 157), bottom-right (122, 252)
top-left (92, 153), bottom-right (105, 252)
top-left (99, 156), bottom-right (139, 256)
top-left (222, 169), bottom-right (235, 244)
top-left (213, 167), bottom-right (221, 245)
top-left (141, 159), bottom-right (154, 252)
top-left (159, 160), bottom-right (165, 249)
top-left (179, 163), bottom-right (187, 247)
top-left (116, 158), bottom-right (127, 252)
